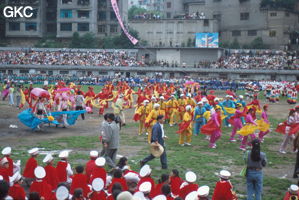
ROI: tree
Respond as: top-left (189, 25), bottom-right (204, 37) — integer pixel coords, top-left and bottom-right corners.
top-left (250, 37), bottom-right (268, 49)
top-left (230, 38), bottom-right (240, 49)
top-left (128, 6), bottom-right (148, 20)
top-left (187, 38), bottom-right (192, 47)
top-left (69, 32), bottom-right (98, 48)
top-left (70, 32), bottom-right (81, 48)
top-left (219, 41), bottom-right (230, 48)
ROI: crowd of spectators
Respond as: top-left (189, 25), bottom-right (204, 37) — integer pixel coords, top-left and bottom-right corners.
top-left (0, 50), bottom-right (143, 67)
top-left (0, 49), bottom-right (298, 70)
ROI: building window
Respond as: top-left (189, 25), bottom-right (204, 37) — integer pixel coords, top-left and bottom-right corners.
top-left (47, 24), bottom-right (57, 33)
top-left (270, 12), bottom-right (277, 17)
top-left (60, 9), bottom-right (72, 18)
top-left (204, 19), bottom-right (209, 26)
top-left (46, 12), bottom-right (56, 20)
top-left (98, 11), bottom-right (106, 20)
top-left (78, 23), bottom-right (89, 31)
top-left (213, 14), bottom-right (221, 21)
top-left (156, 32), bottom-right (162, 34)
top-left (26, 8), bottom-right (38, 19)
top-left (167, 31), bottom-right (173, 34)
top-left (147, 31), bottom-right (153, 34)
top-left (285, 12), bottom-right (290, 17)
top-left (247, 30), bottom-right (257, 36)
top-left (9, 22), bottom-right (20, 31)
top-left (110, 11), bottom-right (116, 20)
top-left (78, 0), bottom-right (90, 5)
top-left (25, 23), bottom-right (37, 31)
top-left (78, 10), bottom-right (89, 18)
top-left (167, 2), bottom-right (171, 8)
top-left (240, 12), bottom-right (249, 20)
top-left (166, 12), bottom-right (171, 19)
top-left (62, 0), bottom-right (72, 4)
top-left (110, 25), bottom-right (118, 33)
top-left (60, 23), bottom-right (72, 31)
top-left (98, 25), bottom-right (106, 33)
top-left (232, 30), bottom-right (241, 36)
top-left (269, 30), bottom-right (276, 37)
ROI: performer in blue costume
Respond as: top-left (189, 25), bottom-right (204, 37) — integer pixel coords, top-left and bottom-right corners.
top-left (222, 95), bottom-right (236, 127)
top-left (193, 101), bottom-right (207, 136)
top-left (236, 95), bottom-right (246, 124)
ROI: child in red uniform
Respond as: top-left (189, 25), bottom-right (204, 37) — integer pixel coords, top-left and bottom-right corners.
top-left (29, 166), bottom-right (53, 200)
top-left (85, 151), bottom-right (98, 183)
top-left (137, 165), bottom-right (155, 198)
top-left (89, 178), bottom-right (107, 200)
top-left (179, 171), bottom-right (199, 199)
top-left (56, 150), bottom-right (73, 184)
top-left (153, 174), bottom-right (169, 197)
top-left (170, 169), bottom-right (183, 198)
top-left (43, 154), bottom-right (59, 191)
top-left (90, 157), bottom-right (107, 186)
top-left (212, 170), bottom-right (237, 200)
top-left (8, 173), bottom-right (26, 200)
top-left (108, 168), bottom-right (128, 193)
top-left (23, 148), bottom-right (39, 186)
top-left (1, 147), bottom-right (14, 176)
top-left (283, 184), bottom-right (299, 200)
top-left (0, 157), bottom-right (10, 183)
top-left (70, 165), bottom-right (91, 198)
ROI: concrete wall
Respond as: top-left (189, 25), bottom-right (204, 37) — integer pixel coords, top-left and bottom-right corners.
top-left (130, 19), bottom-right (218, 47)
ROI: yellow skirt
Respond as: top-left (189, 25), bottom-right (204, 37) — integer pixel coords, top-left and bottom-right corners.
top-left (224, 107), bottom-right (236, 114)
top-left (237, 124), bottom-right (258, 136)
top-left (256, 120), bottom-right (270, 132)
top-left (203, 111), bottom-right (211, 121)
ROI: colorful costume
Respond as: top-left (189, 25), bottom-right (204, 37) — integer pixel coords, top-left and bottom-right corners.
top-left (201, 109), bottom-right (222, 148)
top-left (193, 105), bottom-right (207, 135)
top-left (178, 110), bottom-right (193, 145)
top-left (238, 113), bottom-right (257, 150)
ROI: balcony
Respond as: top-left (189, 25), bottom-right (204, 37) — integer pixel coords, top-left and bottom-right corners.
top-left (77, 0), bottom-right (90, 6)
top-left (182, 0), bottom-right (205, 4)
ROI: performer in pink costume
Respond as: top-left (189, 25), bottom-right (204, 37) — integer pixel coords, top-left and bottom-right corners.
top-left (229, 103), bottom-right (244, 142)
top-left (258, 105), bottom-right (270, 142)
top-left (239, 108), bottom-right (257, 151)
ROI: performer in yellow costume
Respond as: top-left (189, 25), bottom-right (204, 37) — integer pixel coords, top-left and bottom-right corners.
top-left (145, 103), bottom-right (161, 143)
top-left (134, 100), bottom-right (150, 135)
top-left (177, 105), bottom-right (193, 146)
top-left (178, 94), bottom-right (186, 120)
top-left (167, 95), bottom-right (179, 126)
top-left (158, 96), bottom-right (167, 118)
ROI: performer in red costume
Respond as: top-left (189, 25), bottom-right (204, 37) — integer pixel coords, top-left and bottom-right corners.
top-left (43, 154), bottom-right (59, 190)
top-left (23, 148), bottom-right (39, 186)
top-left (84, 87), bottom-right (95, 113)
top-left (212, 170), bottom-right (237, 200)
top-left (85, 151), bottom-right (98, 183)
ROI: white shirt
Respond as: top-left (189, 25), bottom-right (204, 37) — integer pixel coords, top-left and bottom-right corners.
top-left (159, 123), bottom-right (165, 138)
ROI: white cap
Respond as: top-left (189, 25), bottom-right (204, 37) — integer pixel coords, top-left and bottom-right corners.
top-left (159, 96), bottom-right (164, 100)
top-left (197, 185), bottom-right (209, 197)
top-left (2, 147), bottom-right (11, 155)
top-left (43, 154), bottom-right (53, 163)
top-left (187, 93), bottom-right (191, 97)
top-left (186, 105), bottom-right (192, 111)
top-left (139, 181), bottom-right (152, 193)
top-left (185, 171), bottom-right (197, 183)
top-left (139, 164), bottom-right (152, 177)
top-left (117, 191), bottom-right (134, 200)
top-left (225, 95), bottom-right (230, 98)
top-left (0, 175), bottom-right (3, 180)
top-left (239, 95), bottom-right (244, 99)
top-left (9, 172), bottom-right (22, 183)
top-left (289, 184), bottom-right (299, 193)
top-left (197, 101), bottom-right (203, 105)
top-left (219, 170), bottom-right (231, 179)
top-left (180, 94), bottom-right (185, 97)
top-left (152, 195), bottom-right (167, 200)
top-left (59, 150), bottom-right (69, 158)
top-left (0, 157), bottom-right (8, 165)
top-left (106, 175), bottom-right (112, 187)
top-left (124, 172), bottom-right (140, 182)
top-left (133, 191), bottom-right (145, 199)
top-left (154, 103), bottom-right (160, 109)
top-left (151, 97), bottom-right (156, 100)
top-left (92, 178), bottom-right (104, 192)
top-left (89, 151), bottom-right (99, 157)
top-left (185, 191), bottom-right (198, 200)
top-left (143, 100), bottom-right (149, 104)
top-left (56, 185), bottom-right (69, 200)
top-left (95, 157), bottom-right (106, 167)
top-left (202, 98), bottom-right (208, 102)
top-left (34, 166), bottom-right (46, 179)
top-left (28, 148), bottom-right (39, 155)
top-left (214, 98), bottom-right (219, 102)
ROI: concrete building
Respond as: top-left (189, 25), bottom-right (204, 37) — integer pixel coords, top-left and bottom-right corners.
top-left (129, 18), bottom-right (218, 47)
top-left (162, 0), bottom-right (299, 49)
top-left (5, 0), bottom-right (128, 38)
top-left (129, 0), bottom-right (164, 11)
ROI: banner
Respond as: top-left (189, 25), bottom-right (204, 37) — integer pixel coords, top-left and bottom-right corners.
top-left (195, 33), bottom-right (219, 48)
top-left (111, 0), bottom-right (138, 45)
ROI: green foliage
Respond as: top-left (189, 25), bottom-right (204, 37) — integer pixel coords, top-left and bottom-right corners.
top-left (187, 38), bottom-right (193, 47)
top-left (128, 6), bottom-right (148, 20)
top-left (70, 32), bottom-right (98, 48)
top-left (102, 28), bottom-right (140, 49)
top-left (250, 37), bottom-right (268, 49)
top-left (230, 38), bottom-right (240, 49)
top-left (34, 38), bottom-right (63, 48)
top-left (260, 0), bottom-right (297, 10)
top-left (219, 41), bottom-right (230, 48)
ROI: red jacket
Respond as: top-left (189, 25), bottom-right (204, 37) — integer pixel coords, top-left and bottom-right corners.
top-left (70, 173), bottom-right (91, 197)
top-left (170, 176), bottom-right (183, 196)
top-left (4, 156), bottom-right (14, 176)
top-left (44, 164), bottom-right (59, 190)
top-left (179, 183), bottom-right (199, 199)
top-left (30, 180), bottom-right (53, 200)
top-left (0, 167), bottom-right (10, 182)
top-left (90, 167), bottom-right (107, 186)
top-left (23, 157), bottom-right (38, 178)
top-left (8, 183), bottom-right (26, 200)
top-left (56, 161), bottom-right (68, 183)
top-left (108, 177), bottom-right (128, 193)
top-left (212, 180), bottom-right (235, 200)
top-left (283, 192), bottom-right (299, 200)
top-left (153, 182), bottom-right (166, 197)
top-left (89, 191), bottom-right (107, 200)
top-left (85, 159), bottom-right (96, 183)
